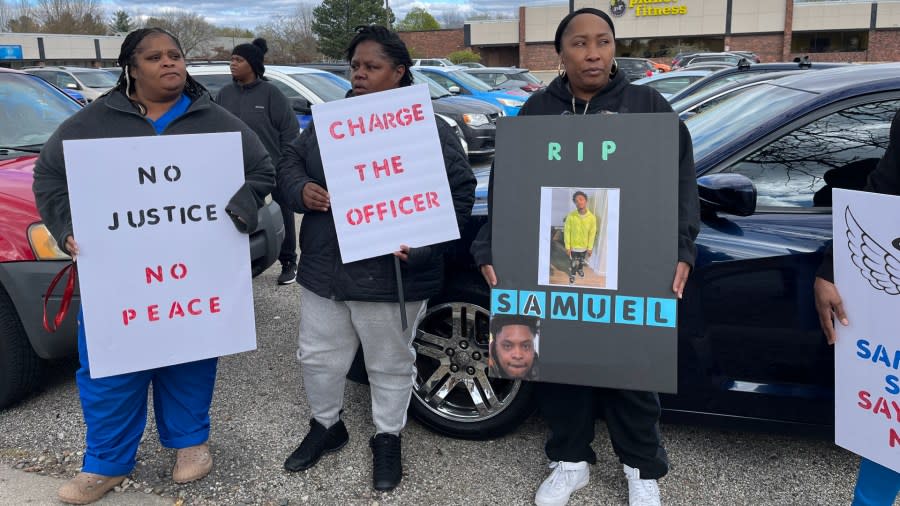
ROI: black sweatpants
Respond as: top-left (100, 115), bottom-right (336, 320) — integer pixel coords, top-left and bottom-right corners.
top-left (536, 381), bottom-right (669, 479)
top-left (277, 197), bottom-right (297, 265)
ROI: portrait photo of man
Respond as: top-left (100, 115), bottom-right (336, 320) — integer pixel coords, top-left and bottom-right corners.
top-left (489, 314), bottom-right (540, 381)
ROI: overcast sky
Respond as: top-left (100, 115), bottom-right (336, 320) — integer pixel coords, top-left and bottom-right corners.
top-left (99, 0), bottom-right (559, 29)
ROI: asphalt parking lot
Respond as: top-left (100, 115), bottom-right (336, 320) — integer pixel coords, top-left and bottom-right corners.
top-left (0, 258), bottom-right (869, 506)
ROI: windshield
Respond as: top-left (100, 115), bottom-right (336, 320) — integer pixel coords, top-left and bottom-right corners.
top-left (618, 59), bottom-right (652, 71)
top-left (288, 73), bottom-right (348, 102)
top-left (644, 74), bottom-right (706, 95)
top-left (0, 73), bottom-right (81, 148)
top-left (411, 69), bottom-right (451, 98)
top-left (512, 71), bottom-right (542, 84)
top-left (448, 70), bottom-right (492, 92)
top-left (71, 69), bottom-right (118, 89)
top-left (685, 82), bottom-right (815, 163)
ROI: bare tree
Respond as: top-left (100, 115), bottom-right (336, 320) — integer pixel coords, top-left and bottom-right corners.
top-left (5, 0), bottom-right (40, 32)
top-left (255, 3), bottom-right (320, 63)
top-left (144, 9), bottom-right (217, 57)
top-left (32, 0), bottom-right (107, 34)
top-left (440, 9), bottom-right (466, 29)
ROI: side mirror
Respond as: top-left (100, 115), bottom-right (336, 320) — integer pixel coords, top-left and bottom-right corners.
top-left (448, 85), bottom-right (461, 94)
top-left (697, 173), bottom-right (756, 217)
top-left (65, 82), bottom-right (78, 90)
top-left (290, 97), bottom-right (311, 115)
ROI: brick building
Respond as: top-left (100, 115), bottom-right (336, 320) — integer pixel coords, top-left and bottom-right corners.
top-left (402, 0), bottom-right (900, 71)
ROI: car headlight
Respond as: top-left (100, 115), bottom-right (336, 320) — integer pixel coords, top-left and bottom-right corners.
top-left (496, 98), bottom-right (524, 108)
top-left (462, 113), bottom-right (489, 127)
top-left (28, 223), bottom-right (70, 260)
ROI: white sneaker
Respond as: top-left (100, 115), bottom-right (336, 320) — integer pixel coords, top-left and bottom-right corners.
top-left (534, 461), bottom-right (589, 506)
top-left (623, 464), bottom-right (661, 506)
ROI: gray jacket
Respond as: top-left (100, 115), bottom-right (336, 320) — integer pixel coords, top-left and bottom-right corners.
top-left (215, 79), bottom-right (299, 169)
top-left (33, 89), bottom-right (275, 246)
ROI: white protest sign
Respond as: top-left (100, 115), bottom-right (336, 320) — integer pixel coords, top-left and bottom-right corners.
top-left (833, 188), bottom-right (900, 473)
top-left (63, 132), bottom-right (257, 378)
top-left (313, 84), bottom-right (459, 263)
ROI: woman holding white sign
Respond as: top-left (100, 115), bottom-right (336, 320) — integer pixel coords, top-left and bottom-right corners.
top-left (278, 25), bottom-right (475, 491)
top-left (471, 9), bottom-right (699, 506)
top-left (814, 109), bottom-right (900, 506)
top-left (32, 28), bottom-right (275, 505)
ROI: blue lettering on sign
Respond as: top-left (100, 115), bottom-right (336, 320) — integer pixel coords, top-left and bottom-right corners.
top-left (0, 45), bottom-right (23, 60)
top-left (646, 298), bottom-right (676, 327)
top-left (490, 289), bottom-right (518, 315)
top-left (615, 296), bottom-right (645, 325)
top-left (582, 294), bottom-right (611, 323)
top-left (489, 289), bottom-right (676, 329)
top-left (519, 291), bottom-right (545, 317)
top-left (550, 292), bottom-right (579, 320)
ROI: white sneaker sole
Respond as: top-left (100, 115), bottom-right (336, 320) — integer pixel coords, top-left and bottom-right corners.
top-left (534, 475), bottom-right (589, 506)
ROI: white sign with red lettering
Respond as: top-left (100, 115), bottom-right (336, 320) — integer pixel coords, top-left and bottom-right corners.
top-left (833, 189), bottom-right (900, 473)
top-left (63, 133), bottom-right (257, 378)
top-left (313, 84), bottom-right (459, 263)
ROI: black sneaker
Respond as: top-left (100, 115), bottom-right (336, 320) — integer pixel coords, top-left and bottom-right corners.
top-left (370, 433), bottom-right (401, 491)
top-left (277, 262), bottom-right (297, 285)
top-left (284, 419), bottom-right (348, 472)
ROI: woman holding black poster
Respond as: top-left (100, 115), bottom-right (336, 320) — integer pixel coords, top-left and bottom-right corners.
top-left (471, 8), bottom-right (699, 506)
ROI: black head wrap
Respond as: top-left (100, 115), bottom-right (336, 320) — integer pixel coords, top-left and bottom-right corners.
top-left (554, 7), bottom-right (617, 54)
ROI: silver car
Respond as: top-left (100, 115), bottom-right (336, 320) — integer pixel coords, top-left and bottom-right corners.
top-left (23, 66), bottom-right (117, 102)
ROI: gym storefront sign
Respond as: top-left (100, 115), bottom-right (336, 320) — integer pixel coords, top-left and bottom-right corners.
top-left (610, 0), bottom-right (688, 18)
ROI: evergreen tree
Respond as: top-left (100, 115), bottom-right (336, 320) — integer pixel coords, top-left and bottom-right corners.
top-left (109, 10), bottom-right (132, 33)
top-left (311, 0), bottom-right (394, 60)
top-left (396, 7), bottom-right (439, 32)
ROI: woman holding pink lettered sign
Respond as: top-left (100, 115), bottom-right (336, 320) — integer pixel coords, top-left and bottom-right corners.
top-left (277, 26), bottom-right (475, 492)
top-left (32, 28), bottom-right (275, 505)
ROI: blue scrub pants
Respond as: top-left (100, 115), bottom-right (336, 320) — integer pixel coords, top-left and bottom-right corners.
top-left (76, 310), bottom-right (217, 477)
top-left (853, 458), bottom-right (900, 505)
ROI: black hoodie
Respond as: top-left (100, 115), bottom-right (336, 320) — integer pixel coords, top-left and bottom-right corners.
top-left (470, 71), bottom-right (700, 268)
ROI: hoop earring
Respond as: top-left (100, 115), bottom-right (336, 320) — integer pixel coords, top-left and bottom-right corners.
top-left (558, 61), bottom-right (566, 78)
top-left (610, 58), bottom-right (618, 76)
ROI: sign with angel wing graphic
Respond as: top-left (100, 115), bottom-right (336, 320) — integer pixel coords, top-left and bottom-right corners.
top-left (833, 188), bottom-right (900, 473)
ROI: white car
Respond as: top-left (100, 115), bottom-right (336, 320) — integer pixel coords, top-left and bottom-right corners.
top-left (188, 64), bottom-right (351, 130)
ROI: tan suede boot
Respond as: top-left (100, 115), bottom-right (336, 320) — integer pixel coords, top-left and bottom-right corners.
top-left (172, 442), bottom-right (213, 483)
top-left (57, 472), bottom-right (125, 504)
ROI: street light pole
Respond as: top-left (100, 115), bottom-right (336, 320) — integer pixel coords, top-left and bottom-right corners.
top-left (385, 0), bottom-right (391, 28)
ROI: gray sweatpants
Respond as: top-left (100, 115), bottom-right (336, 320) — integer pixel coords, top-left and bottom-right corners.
top-left (297, 286), bottom-right (427, 435)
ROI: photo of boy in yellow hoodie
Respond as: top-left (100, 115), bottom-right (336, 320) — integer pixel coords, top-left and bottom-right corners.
top-left (565, 191), bottom-right (598, 283)
top-left (538, 187), bottom-right (619, 289)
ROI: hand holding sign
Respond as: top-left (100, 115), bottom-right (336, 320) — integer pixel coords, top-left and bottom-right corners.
top-left (302, 182), bottom-right (330, 212)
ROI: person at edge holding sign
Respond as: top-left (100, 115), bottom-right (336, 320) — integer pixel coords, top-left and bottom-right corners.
top-left (471, 8), bottom-right (699, 506)
top-left (32, 28), bottom-right (275, 505)
top-left (277, 25), bottom-right (475, 491)
top-left (814, 109), bottom-right (900, 506)
top-left (215, 37), bottom-right (302, 286)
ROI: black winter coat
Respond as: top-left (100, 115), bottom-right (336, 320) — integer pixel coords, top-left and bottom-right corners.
top-left (277, 118), bottom-right (476, 302)
top-left (471, 71), bottom-right (700, 268)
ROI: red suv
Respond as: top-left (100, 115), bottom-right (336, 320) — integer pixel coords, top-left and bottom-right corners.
top-left (0, 68), bottom-right (283, 409)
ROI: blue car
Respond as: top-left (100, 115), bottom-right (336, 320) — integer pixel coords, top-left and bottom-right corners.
top-left (415, 66), bottom-right (526, 116)
top-left (390, 63), bottom-right (900, 439)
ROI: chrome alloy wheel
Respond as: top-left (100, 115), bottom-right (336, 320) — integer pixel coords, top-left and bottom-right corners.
top-left (412, 302), bottom-right (523, 423)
